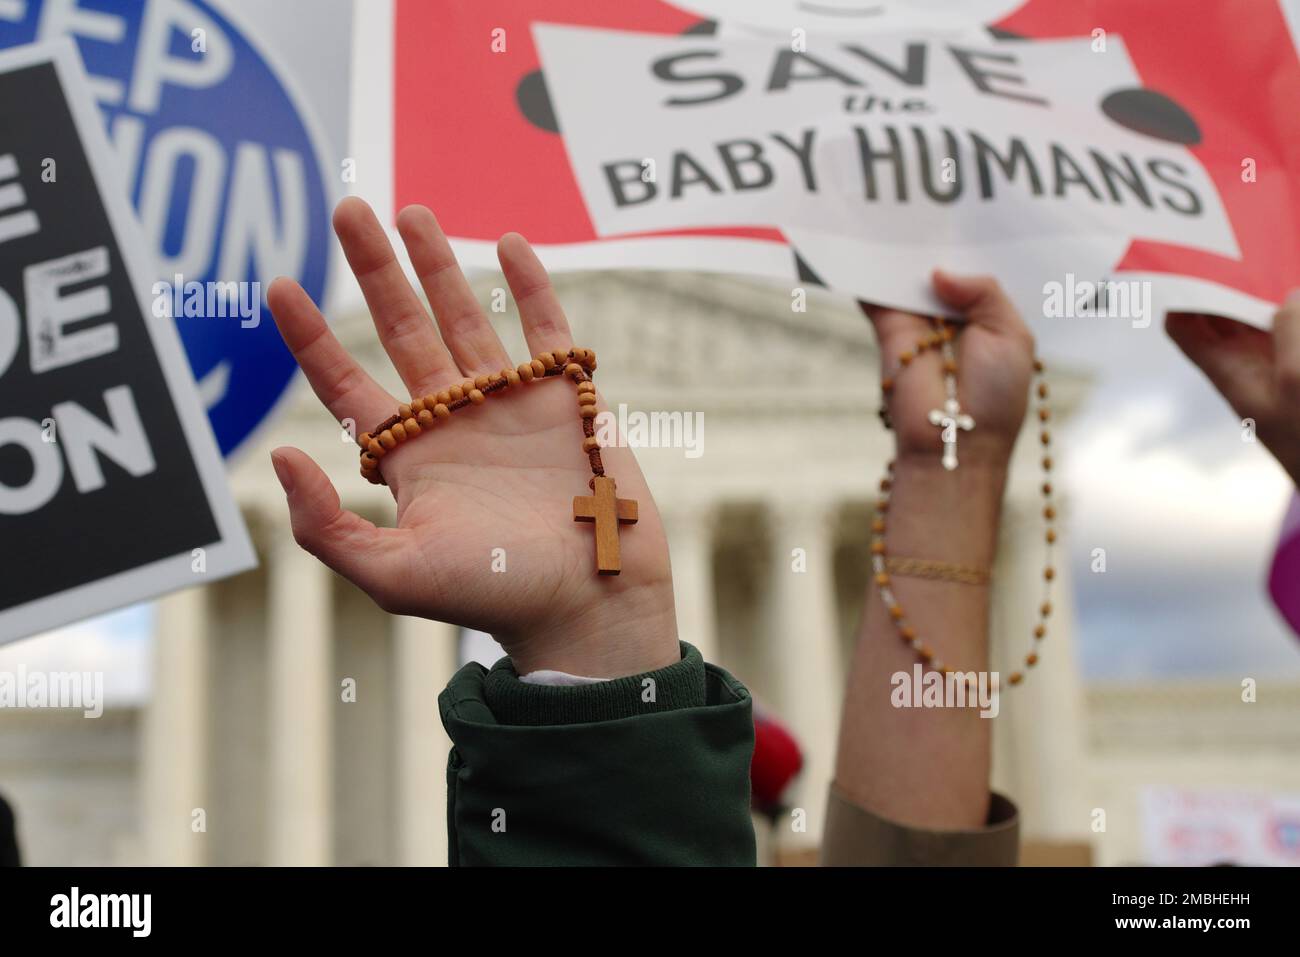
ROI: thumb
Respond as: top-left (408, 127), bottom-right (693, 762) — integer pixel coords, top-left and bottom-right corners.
top-left (270, 446), bottom-right (412, 611)
top-left (932, 269), bottom-right (1030, 340)
top-left (1164, 312), bottom-right (1272, 418)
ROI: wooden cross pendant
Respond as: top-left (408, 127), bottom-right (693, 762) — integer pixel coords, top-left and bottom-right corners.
top-left (927, 397), bottom-right (975, 471)
top-left (573, 476), bottom-right (638, 575)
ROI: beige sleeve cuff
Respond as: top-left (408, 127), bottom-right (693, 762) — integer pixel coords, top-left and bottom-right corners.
top-left (820, 786), bottom-right (1020, 867)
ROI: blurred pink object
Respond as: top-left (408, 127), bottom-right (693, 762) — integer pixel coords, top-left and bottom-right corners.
top-left (1270, 494), bottom-right (1300, 635)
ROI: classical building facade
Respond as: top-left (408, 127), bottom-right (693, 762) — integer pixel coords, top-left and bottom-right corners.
top-left (126, 269), bottom-right (1094, 865)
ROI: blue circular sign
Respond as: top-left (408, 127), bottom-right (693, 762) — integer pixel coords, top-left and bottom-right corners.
top-left (0, 0), bottom-right (334, 457)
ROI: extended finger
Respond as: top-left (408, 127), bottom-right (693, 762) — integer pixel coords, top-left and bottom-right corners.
top-left (270, 446), bottom-right (416, 611)
top-left (267, 276), bottom-right (394, 429)
top-left (397, 204), bottom-right (511, 377)
top-left (498, 232), bottom-right (574, 358)
top-left (334, 197), bottom-right (460, 394)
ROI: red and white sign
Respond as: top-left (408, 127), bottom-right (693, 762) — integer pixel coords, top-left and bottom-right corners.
top-left (393, 0), bottom-right (1300, 327)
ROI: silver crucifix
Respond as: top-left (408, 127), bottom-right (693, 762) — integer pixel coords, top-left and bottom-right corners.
top-left (928, 397), bottom-right (975, 471)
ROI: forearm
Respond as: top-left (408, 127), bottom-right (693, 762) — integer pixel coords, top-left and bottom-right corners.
top-left (834, 455), bottom-right (1007, 830)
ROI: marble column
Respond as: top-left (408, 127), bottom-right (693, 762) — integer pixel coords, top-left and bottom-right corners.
top-left (664, 501), bottom-right (720, 663)
top-left (392, 616), bottom-right (459, 866)
top-left (266, 533), bottom-right (333, 866)
top-left (989, 500), bottom-right (1090, 843)
top-left (766, 499), bottom-right (844, 851)
top-left (140, 584), bottom-right (209, 865)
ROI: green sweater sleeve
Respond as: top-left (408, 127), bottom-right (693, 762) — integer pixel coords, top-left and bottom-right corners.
top-left (438, 642), bottom-right (756, 866)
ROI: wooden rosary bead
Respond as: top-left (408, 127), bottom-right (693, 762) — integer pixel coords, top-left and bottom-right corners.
top-left (357, 345), bottom-right (630, 574)
top-left (870, 341), bottom-right (1056, 691)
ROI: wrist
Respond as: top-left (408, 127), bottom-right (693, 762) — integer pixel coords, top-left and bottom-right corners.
top-left (500, 578), bottom-right (681, 678)
top-left (883, 455), bottom-right (1009, 571)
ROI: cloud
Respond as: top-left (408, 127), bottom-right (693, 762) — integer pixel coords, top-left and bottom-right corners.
top-left (0, 605), bottom-right (153, 707)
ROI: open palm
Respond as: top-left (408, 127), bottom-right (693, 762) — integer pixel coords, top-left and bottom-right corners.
top-left (266, 199), bottom-right (677, 676)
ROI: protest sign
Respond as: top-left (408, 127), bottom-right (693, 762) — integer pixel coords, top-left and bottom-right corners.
top-left (1142, 788), bottom-right (1300, 867)
top-left (533, 24), bottom-right (1238, 324)
top-left (0, 0), bottom-right (346, 457)
top-left (395, 0), bottom-right (1300, 328)
top-left (0, 41), bottom-right (254, 645)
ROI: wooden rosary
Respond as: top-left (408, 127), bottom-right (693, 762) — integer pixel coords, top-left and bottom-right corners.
top-left (873, 317), bottom-right (1056, 691)
top-left (353, 347), bottom-right (637, 576)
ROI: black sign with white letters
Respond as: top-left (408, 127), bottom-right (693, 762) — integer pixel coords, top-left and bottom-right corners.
top-left (0, 43), bottom-right (252, 641)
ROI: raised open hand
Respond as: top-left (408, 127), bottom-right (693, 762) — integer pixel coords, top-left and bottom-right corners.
top-left (863, 270), bottom-right (1036, 472)
top-left (266, 198), bottom-right (678, 677)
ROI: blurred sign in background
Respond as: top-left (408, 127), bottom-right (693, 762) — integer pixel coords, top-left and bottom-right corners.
top-left (0, 0), bottom-right (348, 457)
